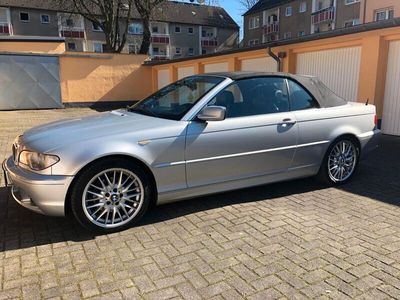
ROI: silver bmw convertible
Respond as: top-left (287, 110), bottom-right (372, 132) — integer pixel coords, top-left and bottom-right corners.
top-left (3, 72), bottom-right (380, 232)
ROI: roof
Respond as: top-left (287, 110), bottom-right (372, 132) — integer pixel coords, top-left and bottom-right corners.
top-left (0, 0), bottom-right (239, 29)
top-left (191, 72), bottom-right (347, 107)
top-left (243, 0), bottom-right (291, 16)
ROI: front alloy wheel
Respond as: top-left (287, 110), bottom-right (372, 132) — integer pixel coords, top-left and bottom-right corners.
top-left (70, 158), bottom-right (152, 233)
top-left (82, 168), bottom-right (144, 229)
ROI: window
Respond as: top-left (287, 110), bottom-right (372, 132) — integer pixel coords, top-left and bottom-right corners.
top-left (152, 26), bottom-right (159, 33)
top-left (375, 8), bottom-right (395, 21)
top-left (345, 0), bottom-right (360, 5)
top-left (189, 48), bottom-right (194, 56)
top-left (249, 16), bottom-right (260, 29)
top-left (19, 12), bottom-right (30, 22)
top-left (67, 42), bottom-right (76, 51)
top-left (284, 32), bottom-right (291, 39)
top-left (285, 6), bottom-right (292, 17)
top-left (66, 18), bottom-right (74, 27)
top-left (249, 39), bottom-right (259, 46)
top-left (288, 80), bottom-right (318, 111)
top-left (188, 27), bottom-right (194, 34)
top-left (208, 77), bottom-right (290, 118)
top-left (129, 76), bottom-right (225, 120)
top-left (344, 19), bottom-right (359, 27)
top-left (128, 23), bottom-right (143, 34)
top-left (299, 1), bottom-right (307, 13)
top-left (128, 44), bottom-right (138, 54)
top-left (298, 31), bottom-right (305, 37)
top-left (175, 26), bottom-right (181, 33)
top-left (40, 14), bottom-right (50, 24)
top-left (175, 47), bottom-right (181, 55)
top-left (92, 21), bottom-right (103, 32)
top-left (93, 42), bottom-right (104, 53)
top-left (202, 49), bottom-right (207, 55)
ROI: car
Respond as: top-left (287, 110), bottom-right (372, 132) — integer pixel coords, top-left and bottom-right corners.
top-left (3, 72), bottom-right (381, 232)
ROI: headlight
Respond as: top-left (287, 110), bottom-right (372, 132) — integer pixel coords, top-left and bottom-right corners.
top-left (19, 151), bottom-right (60, 171)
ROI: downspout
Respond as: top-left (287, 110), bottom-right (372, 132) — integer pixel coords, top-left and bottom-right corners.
top-left (267, 47), bottom-right (281, 72)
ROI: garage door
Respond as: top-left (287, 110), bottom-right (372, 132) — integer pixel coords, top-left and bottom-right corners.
top-left (241, 57), bottom-right (278, 72)
top-left (0, 54), bottom-right (62, 110)
top-left (296, 47), bottom-right (361, 101)
top-left (382, 41), bottom-right (400, 136)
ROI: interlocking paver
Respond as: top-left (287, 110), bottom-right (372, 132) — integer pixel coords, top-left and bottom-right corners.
top-left (0, 108), bottom-right (400, 299)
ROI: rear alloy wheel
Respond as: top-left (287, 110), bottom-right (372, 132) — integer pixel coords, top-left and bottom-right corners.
top-left (70, 158), bottom-right (153, 233)
top-left (318, 138), bottom-right (359, 185)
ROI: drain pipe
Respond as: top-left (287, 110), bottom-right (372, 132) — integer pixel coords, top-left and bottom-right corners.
top-left (267, 47), bottom-right (281, 72)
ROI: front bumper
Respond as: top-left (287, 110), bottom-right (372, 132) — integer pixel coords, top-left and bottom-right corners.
top-left (2, 157), bottom-right (73, 216)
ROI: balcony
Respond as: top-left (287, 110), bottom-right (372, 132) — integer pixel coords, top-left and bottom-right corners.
top-left (151, 54), bottom-right (170, 61)
top-left (311, 6), bottom-right (335, 25)
top-left (201, 37), bottom-right (218, 47)
top-left (263, 22), bottom-right (279, 35)
top-left (151, 34), bottom-right (170, 44)
top-left (0, 22), bottom-right (10, 35)
top-left (60, 27), bottom-right (85, 38)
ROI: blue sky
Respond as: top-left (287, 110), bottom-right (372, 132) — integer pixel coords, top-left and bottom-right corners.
top-left (218, 0), bottom-right (246, 37)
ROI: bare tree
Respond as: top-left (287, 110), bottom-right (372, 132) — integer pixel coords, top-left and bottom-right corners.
top-left (134, 0), bottom-right (169, 54)
top-left (56, 0), bottom-right (136, 53)
top-left (238, 0), bottom-right (258, 11)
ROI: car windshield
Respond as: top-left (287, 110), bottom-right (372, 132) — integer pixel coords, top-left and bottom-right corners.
top-left (128, 76), bottom-right (225, 120)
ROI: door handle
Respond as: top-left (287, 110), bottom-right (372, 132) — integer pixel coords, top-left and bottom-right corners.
top-left (281, 118), bottom-right (297, 125)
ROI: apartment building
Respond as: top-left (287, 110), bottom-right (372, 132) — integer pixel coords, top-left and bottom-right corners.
top-left (0, 1), bottom-right (239, 59)
top-left (243, 0), bottom-right (397, 46)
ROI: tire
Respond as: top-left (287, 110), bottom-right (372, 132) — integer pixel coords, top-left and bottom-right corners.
top-left (317, 137), bottom-right (360, 185)
top-left (69, 157), bottom-right (153, 233)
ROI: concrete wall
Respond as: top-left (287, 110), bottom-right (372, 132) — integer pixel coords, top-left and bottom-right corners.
top-left (10, 8), bottom-right (59, 37)
top-left (169, 23), bottom-right (200, 58)
top-left (336, 0), bottom-right (361, 28)
top-left (60, 53), bottom-right (152, 103)
top-left (279, 0), bottom-right (313, 38)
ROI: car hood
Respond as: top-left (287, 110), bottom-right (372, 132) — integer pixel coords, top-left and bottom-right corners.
top-left (22, 110), bottom-right (183, 153)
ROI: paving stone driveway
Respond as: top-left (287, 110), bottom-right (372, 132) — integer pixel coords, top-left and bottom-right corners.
top-left (0, 108), bottom-right (400, 299)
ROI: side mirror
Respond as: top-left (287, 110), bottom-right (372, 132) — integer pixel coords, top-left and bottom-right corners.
top-left (197, 106), bottom-right (226, 122)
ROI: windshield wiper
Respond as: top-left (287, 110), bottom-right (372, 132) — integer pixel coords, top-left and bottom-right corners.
top-left (128, 106), bottom-right (158, 118)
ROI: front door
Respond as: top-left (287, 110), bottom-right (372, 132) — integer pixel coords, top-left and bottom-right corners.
top-left (185, 77), bottom-right (298, 188)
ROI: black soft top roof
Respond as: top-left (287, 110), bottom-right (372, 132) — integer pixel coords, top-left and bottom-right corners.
top-left (196, 72), bottom-right (348, 108)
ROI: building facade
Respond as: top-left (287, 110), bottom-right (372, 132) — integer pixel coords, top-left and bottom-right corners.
top-left (243, 0), bottom-right (398, 47)
top-left (0, 1), bottom-right (239, 59)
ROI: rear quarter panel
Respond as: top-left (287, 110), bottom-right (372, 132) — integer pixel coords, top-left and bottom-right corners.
top-left (292, 103), bottom-right (376, 171)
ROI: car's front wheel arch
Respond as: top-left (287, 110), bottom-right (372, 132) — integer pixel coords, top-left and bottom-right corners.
top-left (64, 155), bottom-right (158, 218)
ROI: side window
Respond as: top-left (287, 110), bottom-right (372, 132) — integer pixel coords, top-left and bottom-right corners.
top-left (287, 79), bottom-right (319, 111)
top-left (208, 77), bottom-right (289, 118)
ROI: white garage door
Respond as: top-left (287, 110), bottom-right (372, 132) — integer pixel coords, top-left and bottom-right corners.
top-left (157, 69), bottom-right (170, 89)
top-left (382, 40), bottom-right (400, 136)
top-left (241, 57), bottom-right (278, 72)
top-left (296, 47), bottom-right (361, 101)
top-left (178, 66), bottom-right (194, 79)
top-left (204, 62), bottom-right (228, 73)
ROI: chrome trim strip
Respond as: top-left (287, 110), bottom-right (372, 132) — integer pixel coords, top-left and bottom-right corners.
top-left (154, 140), bottom-right (329, 168)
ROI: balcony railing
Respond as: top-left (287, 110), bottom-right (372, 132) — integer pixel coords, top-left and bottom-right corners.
top-left (311, 6), bottom-right (335, 25)
top-left (201, 37), bottom-right (218, 47)
top-left (60, 27), bottom-right (85, 38)
top-left (263, 21), bottom-right (279, 34)
top-left (151, 54), bottom-right (170, 61)
top-left (151, 34), bottom-right (170, 44)
top-left (0, 22), bottom-right (10, 35)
